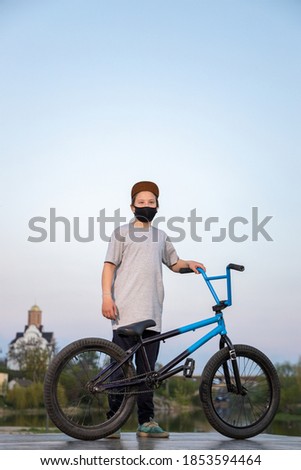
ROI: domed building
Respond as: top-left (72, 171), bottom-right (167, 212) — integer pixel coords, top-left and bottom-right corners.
top-left (7, 304), bottom-right (55, 370)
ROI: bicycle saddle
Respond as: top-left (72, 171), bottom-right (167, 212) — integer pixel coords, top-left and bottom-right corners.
top-left (116, 319), bottom-right (156, 337)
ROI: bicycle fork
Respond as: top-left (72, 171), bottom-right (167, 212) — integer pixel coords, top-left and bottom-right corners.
top-left (220, 335), bottom-right (246, 396)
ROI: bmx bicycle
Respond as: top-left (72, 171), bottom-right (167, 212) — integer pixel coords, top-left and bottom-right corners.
top-left (44, 263), bottom-right (280, 440)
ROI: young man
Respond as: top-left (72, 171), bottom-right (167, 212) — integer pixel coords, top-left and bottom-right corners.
top-left (102, 181), bottom-right (205, 438)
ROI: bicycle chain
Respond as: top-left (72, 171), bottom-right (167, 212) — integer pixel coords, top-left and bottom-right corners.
top-left (93, 371), bottom-right (161, 396)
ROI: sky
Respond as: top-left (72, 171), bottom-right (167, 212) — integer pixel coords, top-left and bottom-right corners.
top-left (0, 0), bottom-right (300, 373)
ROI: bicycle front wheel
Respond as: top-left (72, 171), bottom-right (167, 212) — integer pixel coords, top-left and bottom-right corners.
top-left (44, 338), bottom-right (136, 440)
top-left (200, 344), bottom-right (280, 439)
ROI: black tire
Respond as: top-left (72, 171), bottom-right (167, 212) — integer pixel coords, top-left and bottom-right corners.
top-left (199, 344), bottom-right (280, 439)
top-left (44, 338), bottom-right (136, 440)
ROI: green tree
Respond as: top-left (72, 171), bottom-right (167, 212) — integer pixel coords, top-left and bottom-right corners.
top-left (6, 382), bottom-right (45, 409)
top-left (276, 360), bottom-right (301, 413)
top-left (295, 358), bottom-right (301, 393)
top-left (156, 375), bottom-right (200, 406)
top-left (6, 386), bottom-right (27, 409)
top-left (7, 338), bottom-right (51, 382)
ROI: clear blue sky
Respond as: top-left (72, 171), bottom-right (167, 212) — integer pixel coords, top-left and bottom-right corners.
top-left (0, 0), bottom-right (300, 370)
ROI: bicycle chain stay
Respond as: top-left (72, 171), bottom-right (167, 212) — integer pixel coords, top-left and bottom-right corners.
top-left (91, 371), bottom-right (159, 396)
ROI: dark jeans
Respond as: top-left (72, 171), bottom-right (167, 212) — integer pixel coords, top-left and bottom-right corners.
top-left (108, 329), bottom-right (160, 425)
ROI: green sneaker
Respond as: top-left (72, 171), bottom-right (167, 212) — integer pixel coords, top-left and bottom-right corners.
top-left (136, 420), bottom-right (169, 438)
top-left (106, 429), bottom-right (121, 439)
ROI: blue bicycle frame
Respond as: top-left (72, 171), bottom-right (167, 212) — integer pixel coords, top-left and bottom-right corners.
top-left (94, 263), bottom-right (244, 390)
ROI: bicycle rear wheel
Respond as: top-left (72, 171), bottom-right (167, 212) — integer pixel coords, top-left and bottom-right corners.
top-left (200, 344), bottom-right (280, 439)
top-left (44, 338), bottom-right (136, 440)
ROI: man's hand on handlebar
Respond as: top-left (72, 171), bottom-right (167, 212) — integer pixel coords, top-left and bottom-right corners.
top-left (171, 259), bottom-right (206, 274)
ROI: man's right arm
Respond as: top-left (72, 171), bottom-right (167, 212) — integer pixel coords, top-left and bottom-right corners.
top-left (101, 262), bottom-right (118, 320)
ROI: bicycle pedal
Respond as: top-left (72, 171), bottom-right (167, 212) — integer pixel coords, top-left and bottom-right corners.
top-left (183, 358), bottom-right (195, 378)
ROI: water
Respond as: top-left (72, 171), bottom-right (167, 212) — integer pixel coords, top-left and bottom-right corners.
top-left (0, 409), bottom-right (300, 437)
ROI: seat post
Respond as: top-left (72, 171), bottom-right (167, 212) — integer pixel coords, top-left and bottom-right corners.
top-left (138, 335), bottom-right (152, 373)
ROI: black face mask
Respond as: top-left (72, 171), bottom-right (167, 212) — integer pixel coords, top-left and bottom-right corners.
top-left (134, 206), bottom-right (157, 222)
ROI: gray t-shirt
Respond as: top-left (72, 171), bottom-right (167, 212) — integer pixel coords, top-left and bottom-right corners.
top-left (105, 222), bottom-right (179, 332)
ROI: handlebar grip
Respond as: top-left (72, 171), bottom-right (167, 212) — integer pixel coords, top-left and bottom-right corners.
top-left (227, 263), bottom-right (245, 272)
top-left (179, 268), bottom-right (194, 274)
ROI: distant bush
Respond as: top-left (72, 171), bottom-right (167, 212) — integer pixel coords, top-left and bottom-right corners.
top-left (156, 376), bottom-right (200, 406)
top-left (5, 382), bottom-right (44, 410)
top-left (276, 359), bottom-right (301, 413)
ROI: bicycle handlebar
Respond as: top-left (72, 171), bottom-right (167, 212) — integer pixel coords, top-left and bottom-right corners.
top-left (227, 263), bottom-right (245, 272)
top-left (179, 267), bottom-right (194, 274)
top-left (179, 263), bottom-right (244, 274)
top-left (179, 263), bottom-right (245, 310)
